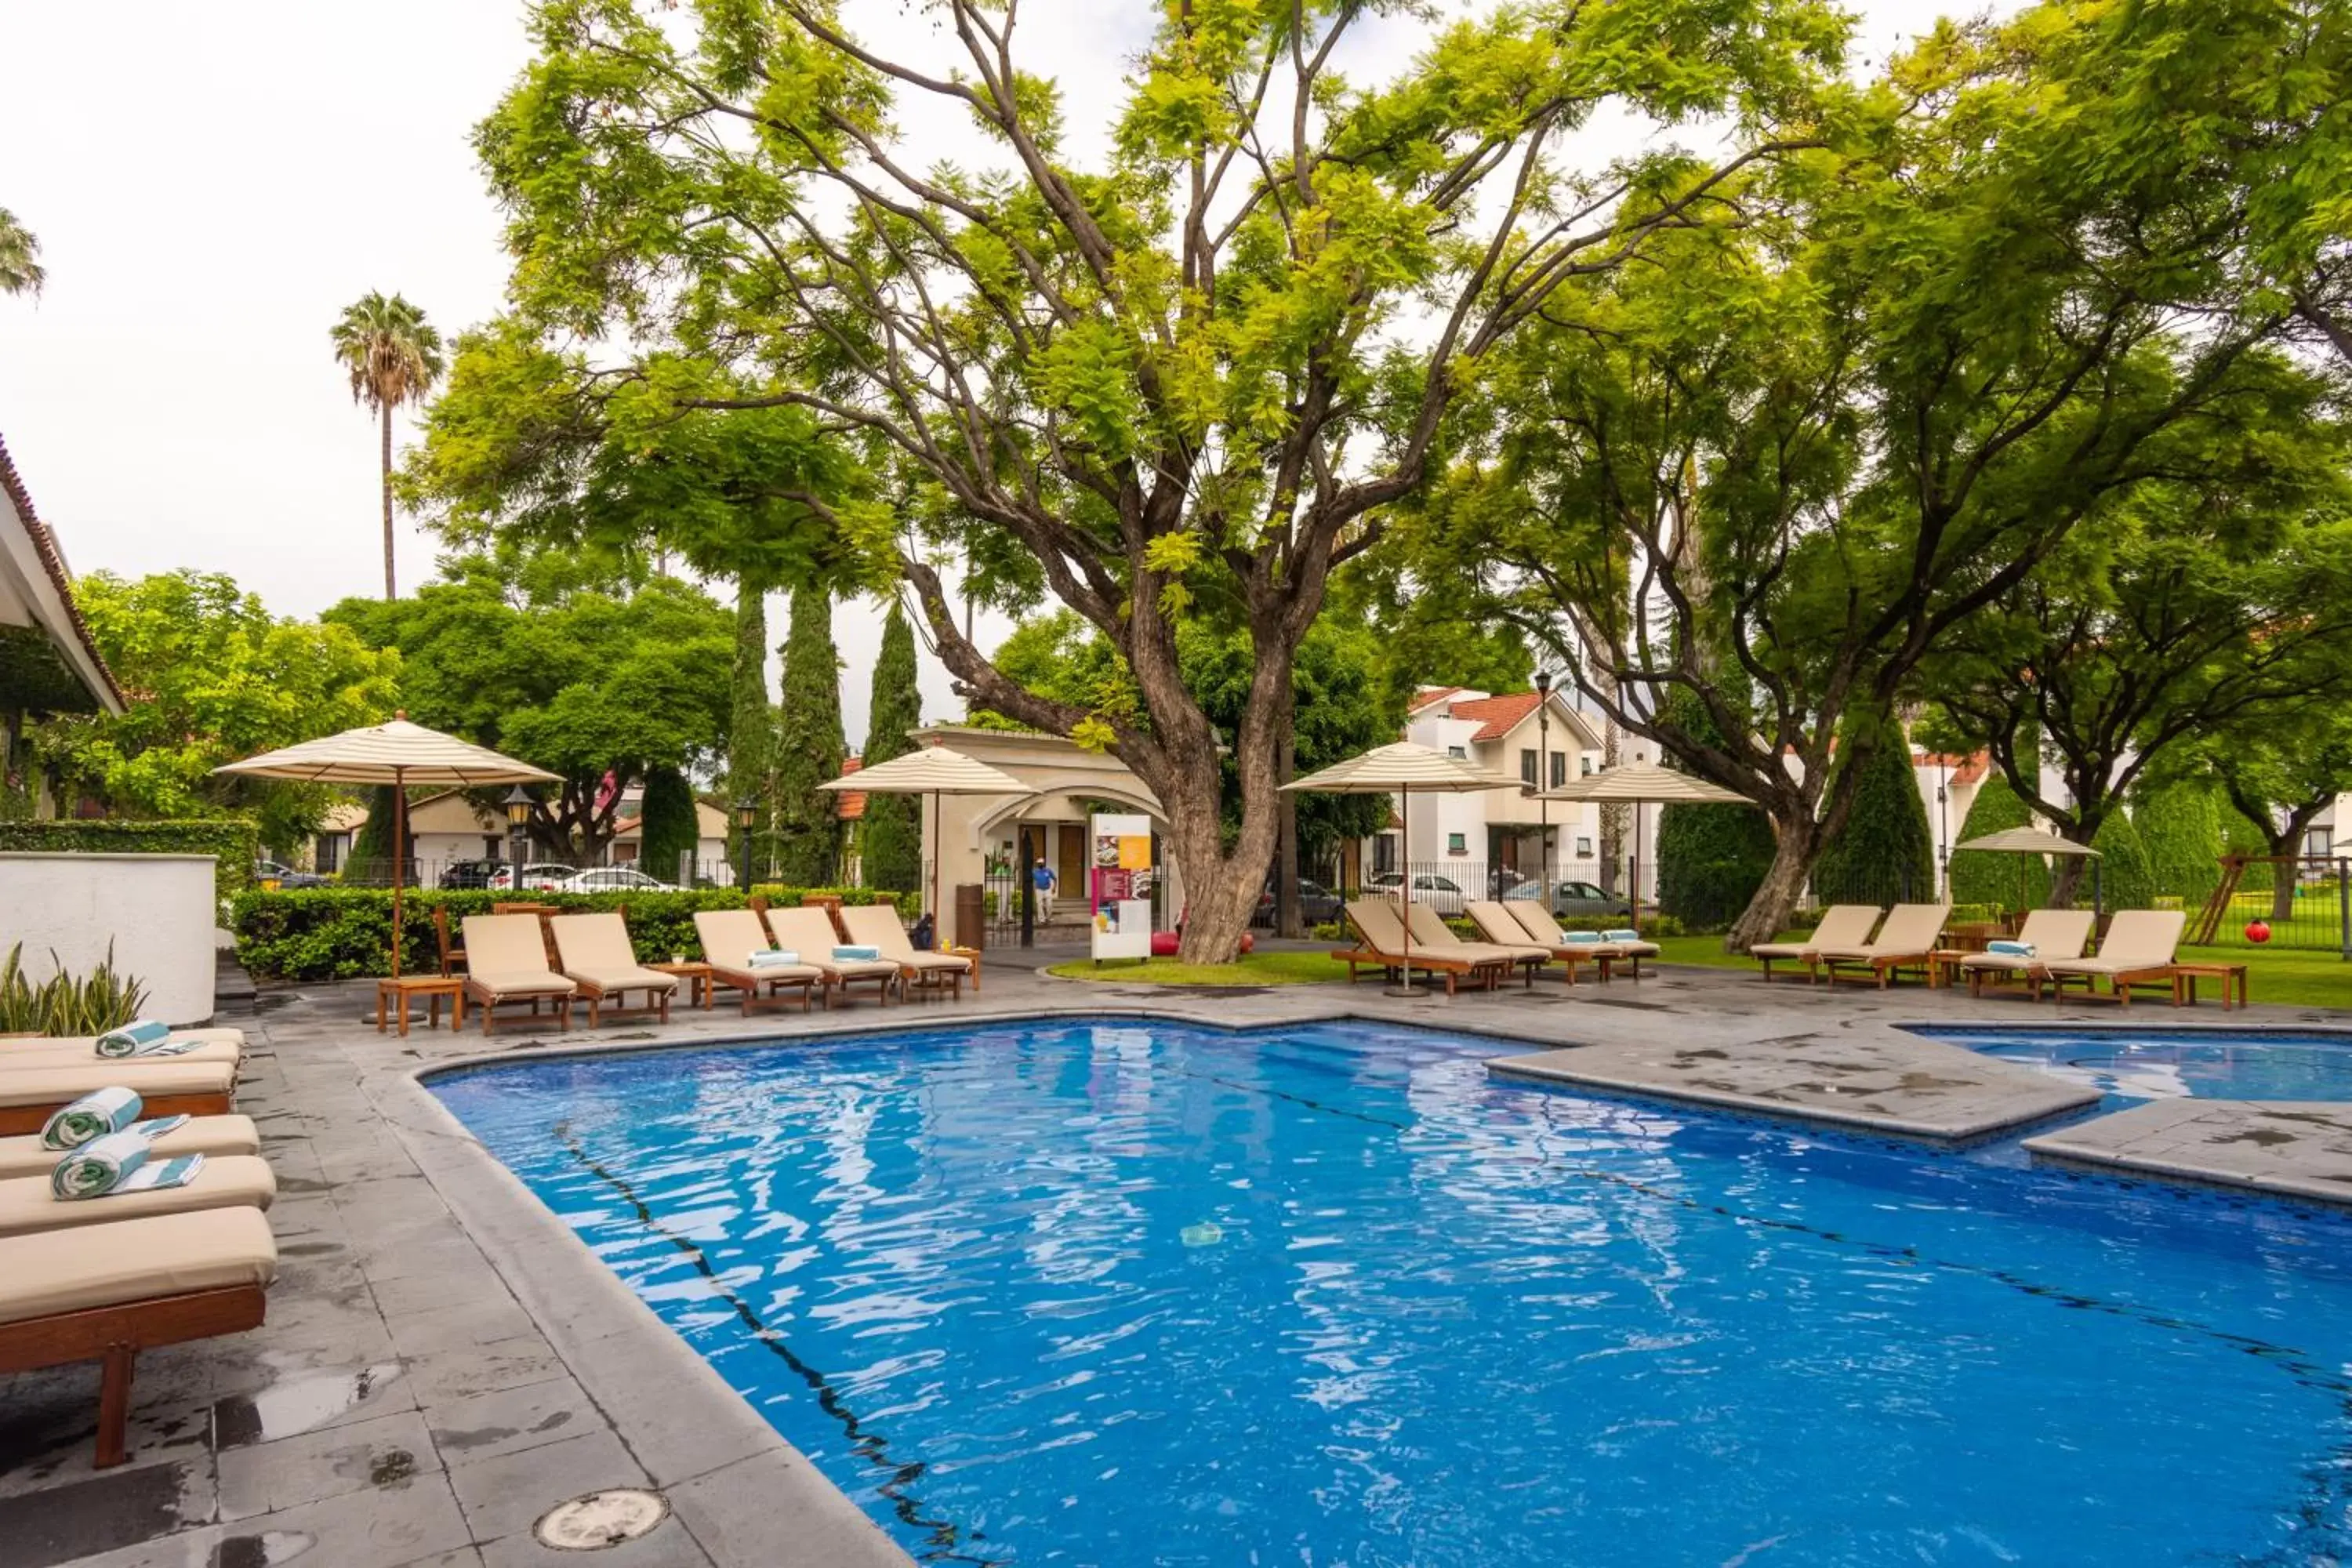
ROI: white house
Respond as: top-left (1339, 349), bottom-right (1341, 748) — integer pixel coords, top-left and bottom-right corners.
top-left (1373, 687), bottom-right (1611, 891)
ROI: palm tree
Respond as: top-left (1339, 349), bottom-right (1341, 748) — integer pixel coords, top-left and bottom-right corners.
top-left (329, 292), bottom-right (445, 598)
top-left (0, 209), bottom-right (43, 297)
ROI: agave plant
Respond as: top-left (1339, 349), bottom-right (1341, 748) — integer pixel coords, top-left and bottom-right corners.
top-left (0, 942), bottom-right (149, 1037)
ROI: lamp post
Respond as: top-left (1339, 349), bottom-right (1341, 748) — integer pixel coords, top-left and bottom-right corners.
top-left (502, 786), bottom-right (533, 888)
top-left (733, 798), bottom-right (758, 892)
top-left (1533, 668), bottom-right (1552, 892)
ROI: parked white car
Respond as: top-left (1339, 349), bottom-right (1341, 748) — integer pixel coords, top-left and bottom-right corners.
top-left (554, 866), bottom-right (676, 894)
top-left (1365, 872), bottom-right (1469, 915)
top-left (488, 862), bottom-right (577, 891)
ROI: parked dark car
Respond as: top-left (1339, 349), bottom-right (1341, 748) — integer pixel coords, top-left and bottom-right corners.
top-left (253, 859), bottom-right (327, 889)
top-left (439, 858), bottom-right (506, 890)
top-left (1253, 877), bottom-right (1344, 927)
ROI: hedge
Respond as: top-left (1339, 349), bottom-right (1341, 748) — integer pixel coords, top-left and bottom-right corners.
top-left (0, 818), bottom-right (260, 899)
top-left (233, 884), bottom-right (922, 982)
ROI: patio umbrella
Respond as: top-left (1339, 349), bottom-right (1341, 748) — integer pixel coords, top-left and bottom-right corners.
top-left (1283, 742), bottom-right (1522, 997)
top-left (216, 714), bottom-right (560, 978)
top-left (1954, 825), bottom-right (2101, 916)
top-left (818, 746), bottom-right (1034, 949)
top-left (1541, 760), bottom-right (1755, 936)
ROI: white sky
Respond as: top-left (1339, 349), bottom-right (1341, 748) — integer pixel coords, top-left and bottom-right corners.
top-left (0, 0), bottom-right (1984, 748)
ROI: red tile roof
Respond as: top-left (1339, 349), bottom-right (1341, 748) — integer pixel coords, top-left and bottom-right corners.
top-left (834, 755), bottom-right (866, 821)
top-left (1407, 686), bottom-right (1463, 715)
top-left (1446, 692), bottom-right (1544, 742)
top-left (1918, 750), bottom-right (1990, 786)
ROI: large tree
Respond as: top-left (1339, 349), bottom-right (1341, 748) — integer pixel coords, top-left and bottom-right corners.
top-left (330, 292), bottom-right (445, 599)
top-left (859, 599), bottom-right (924, 894)
top-left (327, 553), bottom-right (733, 862)
top-left (772, 584), bottom-right (845, 884)
top-left (30, 571), bottom-right (401, 852)
top-left (2205, 704), bottom-right (2352, 921)
top-left (469, 0), bottom-right (1845, 959)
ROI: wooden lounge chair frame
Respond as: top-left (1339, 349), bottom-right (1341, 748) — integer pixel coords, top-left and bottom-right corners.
top-left (1816, 906), bottom-right (1951, 989)
top-left (696, 909), bottom-right (825, 1014)
top-left (550, 914), bottom-right (677, 1029)
top-left (2026, 910), bottom-right (2187, 1007)
top-left (433, 906), bottom-right (467, 978)
top-left (0, 1283), bottom-right (265, 1468)
top-left (1334, 902), bottom-right (1501, 995)
top-left (0, 1091), bottom-right (233, 1140)
top-left (764, 908), bottom-right (902, 1007)
top-left (1466, 902), bottom-right (1596, 985)
top-left (838, 905), bottom-right (969, 1000)
top-left (460, 914), bottom-right (579, 1036)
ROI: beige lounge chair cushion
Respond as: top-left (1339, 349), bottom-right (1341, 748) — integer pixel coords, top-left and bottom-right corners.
top-left (1507, 902), bottom-right (1655, 955)
top-left (1958, 909), bottom-right (2099, 971)
top-left (0, 1115), bottom-right (260, 1182)
top-left (838, 906), bottom-right (971, 974)
top-left (1752, 906), bottom-right (1883, 962)
top-left (1816, 903), bottom-right (1949, 961)
top-left (765, 909), bottom-right (902, 980)
top-left (460, 916), bottom-right (574, 1000)
top-left (0, 1155), bottom-right (276, 1240)
top-left (0, 1060), bottom-right (238, 1112)
top-left (2039, 909), bottom-right (2187, 978)
top-left (550, 914), bottom-right (678, 996)
top-left (1404, 902), bottom-right (1541, 961)
top-left (466, 969), bottom-right (577, 999)
top-left (0, 1204), bottom-right (278, 1325)
top-left (1468, 902), bottom-right (1570, 954)
top-left (710, 962), bottom-right (826, 989)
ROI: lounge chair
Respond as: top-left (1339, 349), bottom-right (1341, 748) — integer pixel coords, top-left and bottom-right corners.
top-left (1749, 905), bottom-right (1882, 984)
top-left (434, 906), bottom-right (467, 978)
top-left (838, 904), bottom-right (971, 999)
top-left (0, 1061), bottom-right (238, 1138)
top-left (1334, 900), bottom-right (1502, 995)
top-left (2033, 909), bottom-right (2187, 1006)
top-left (0, 1114), bottom-right (260, 1181)
top-left (0, 1155), bottom-right (277, 1239)
top-left (1504, 903), bottom-right (1656, 978)
top-left (549, 913), bottom-right (677, 1028)
top-left (1957, 909), bottom-right (2098, 998)
top-left (1402, 902), bottom-right (1547, 988)
top-left (0, 1205), bottom-right (275, 1468)
top-left (459, 914), bottom-right (578, 1035)
top-left (1467, 902), bottom-right (1598, 984)
top-left (693, 909), bottom-right (825, 1014)
top-left (0, 1029), bottom-right (245, 1069)
top-left (1813, 902), bottom-right (1951, 989)
top-left (764, 907), bottom-right (902, 1005)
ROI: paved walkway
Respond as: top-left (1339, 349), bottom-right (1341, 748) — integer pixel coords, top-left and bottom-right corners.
top-left (2, 954), bottom-right (2343, 1566)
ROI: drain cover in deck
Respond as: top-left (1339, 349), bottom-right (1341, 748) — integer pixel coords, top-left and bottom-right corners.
top-left (535, 1488), bottom-right (669, 1550)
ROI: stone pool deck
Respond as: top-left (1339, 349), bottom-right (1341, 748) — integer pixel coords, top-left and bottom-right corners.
top-left (4, 951), bottom-right (2346, 1567)
top-left (2025, 1098), bottom-right (2352, 1207)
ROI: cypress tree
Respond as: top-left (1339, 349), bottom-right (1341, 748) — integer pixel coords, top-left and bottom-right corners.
top-left (349, 785), bottom-right (401, 881)
top-left (725, 580), bottom-right (771, 880)
top-left (1654, 690), bottom-right (1775, 928)
top-left (2136, 779), bottom-right (2223, 907)
top-left (2090, 808), bottom-right (2157, 912)
top-left (637, 764), bottom-right (699, 884)
top-left (1810, 733), bottom-right (1936, 906)
top-left (1947, 773), bottom-right (2051, 912)
top-left (773, 583), bottom-right (845, 885)
top-left (860, 601), bottom-right (924, 892)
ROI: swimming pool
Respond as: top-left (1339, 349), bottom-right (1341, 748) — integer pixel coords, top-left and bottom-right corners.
top-left (1912, 1025), bottom-right (2352, 1103)
top-left (431, 1018), bottom-right (2352, 1565)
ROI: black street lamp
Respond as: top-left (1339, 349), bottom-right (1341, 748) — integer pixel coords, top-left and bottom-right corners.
top-left (733, 798), bottom-right (759, 892)
top-left (502, 786), bottom-right (534, 889)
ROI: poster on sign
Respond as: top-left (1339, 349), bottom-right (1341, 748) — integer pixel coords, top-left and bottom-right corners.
top-left (1090, 812), bottom-right (1154, 961)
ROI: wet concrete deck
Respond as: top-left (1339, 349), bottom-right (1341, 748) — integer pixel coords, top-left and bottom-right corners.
top-left (5, 949), bottom-right (2346, 1566)
top-left (2026, 1098), bottom-right (2352, 1208)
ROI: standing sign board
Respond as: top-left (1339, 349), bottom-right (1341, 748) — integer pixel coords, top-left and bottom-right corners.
top-left (1089, 813), bottom-right (1155, 961)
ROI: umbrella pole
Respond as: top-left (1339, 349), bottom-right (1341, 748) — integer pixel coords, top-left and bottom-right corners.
top-left (931, 790), bottom-right (941, 951)
top-left (390, 768), bottom-right (407, 982)
top-left (1390, 786), bottom-right (1424, 999)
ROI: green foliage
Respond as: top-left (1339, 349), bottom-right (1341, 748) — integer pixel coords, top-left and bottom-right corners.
top-left (230, 884), bottom-right (919, 982)
top-left (859, 601), bottom-right (924, 893)
top-left (2135, 779), bottom-right (2225, 907)
top-left (1810, 737), bottom-right (1936, 906)
top-left (725, 579), bottom-right (771, 878)
top-left (0, 206), bottom-right (44, 298)
top-left (771, 585), bottom-right (844, 884)
top-left (1655, 689), bottom-right (1774, 928)
top-left (28, 572), bottom-right (401, 852)
top-left (1947, 775), bottom-right (2049, 912)
top-left (2221, 811), bottom-right (2274, 894)
top-left (349, 786), bottom-right (399, 868)
top-left (0, 818), bottom-right (260, 900)
top-left (326, 554), bottom-right (733, 862)
top-left (0, 942), bottom-right (147, 1036)
top-left (637, 765), bottom-right (699, 882)
top-left (2089, 810), bottom-right (2156, 913)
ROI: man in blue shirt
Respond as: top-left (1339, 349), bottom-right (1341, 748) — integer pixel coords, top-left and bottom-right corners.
top-left (1032, 858), bottom-right (1058, 920)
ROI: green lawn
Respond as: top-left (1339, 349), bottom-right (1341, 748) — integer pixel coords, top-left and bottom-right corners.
top-left (1652, 933), bottom-right (2352, 1011)
top-left (1045, 952), bottom-right (1348, 986)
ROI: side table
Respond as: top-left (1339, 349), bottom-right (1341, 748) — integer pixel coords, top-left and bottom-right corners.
top-left (651, 960), bottom-right (717, 1010)
top-left (376, 975), bottom-right (464, 1036)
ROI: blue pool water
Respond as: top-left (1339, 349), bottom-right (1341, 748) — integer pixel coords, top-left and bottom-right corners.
top-left (1911, 1025), bottom-right (2352, 1104)
top-left (431, 1019), bottom-right (2352, 1566)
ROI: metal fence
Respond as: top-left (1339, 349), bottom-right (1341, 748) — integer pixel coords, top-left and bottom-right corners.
top-left (2190, 857), bottom-right (2352, 954)
top-left (314, 855), bottom-right (746, 892)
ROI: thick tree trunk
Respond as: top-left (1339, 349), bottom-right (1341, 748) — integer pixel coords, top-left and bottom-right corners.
top-left (1167, 764), bottom-right (1275, 964)
top-left (2268, 837), bottom-right (2299, 922)
top-left (2050, 852), bottom-right (2091, 909)
top-left (380, 404), bottom-right (397, 600)
top-left (1725, 814), bottom-right (1820, 953)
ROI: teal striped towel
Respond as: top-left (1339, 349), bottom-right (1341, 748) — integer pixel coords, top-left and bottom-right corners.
top-left (1563, 931), bottom-right (1606, 945)
top-left (1986, 939), bottom-right (2036, 958)
top-left (832, 945), bottom-right (881, 962)
top-left (40, 1087), bottom-right (143, 1150)
top-left (746, 949), bottom-right (801, 969)
top-left (95, 1020), bottom-right (172, 1058)
top-left (128, 1114), bottom-right (191, 1141)
top-left (1602, 929), bottom-right (1642, 944)
top-left (51, 1131), bottom-right (148, 1199)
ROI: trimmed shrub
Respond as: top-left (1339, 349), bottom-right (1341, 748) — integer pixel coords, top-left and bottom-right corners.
top-left (1656, 801), bottom-right (1775, 930)
top-left (1811, 739), bottom-right (1936, 906)
top-left (1947, 775), bottom-right (2049, 913)
top-left (0, 818), bottom-right (260, 899)
top-left (232, 884), bottom-right (922, 982)
top-left (637, 765), bottom-right (699, 883)
top-left (2089, 809), bottom-right (2156, 912)
top-left (2136, 780), bottom-right (2224, 906)
top-left (859, 601), bottom-right (924, 894)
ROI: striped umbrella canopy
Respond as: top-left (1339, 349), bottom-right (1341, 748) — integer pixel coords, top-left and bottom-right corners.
top-left (1283, 742), bottom-right (1520, 997)
top-left (1955, 826), bottom-right (2101, 856)
top-left (216, 715), bottom-right (560, 978)
top-left (1540, 760), bottom-right (1756, 936)
top-left (818, 746), bottom-right (1036, 942)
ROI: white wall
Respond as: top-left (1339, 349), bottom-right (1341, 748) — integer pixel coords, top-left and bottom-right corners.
top-left (0, 852), bottom-right (218, 1025)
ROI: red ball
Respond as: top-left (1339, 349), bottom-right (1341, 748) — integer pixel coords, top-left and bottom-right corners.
top-left (2245, 920), bottom-right (2272, 945)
